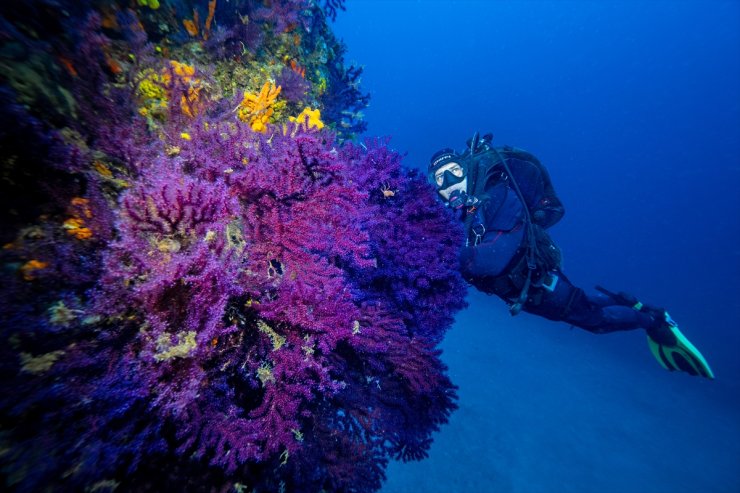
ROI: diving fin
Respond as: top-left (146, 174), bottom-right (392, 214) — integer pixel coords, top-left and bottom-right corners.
top-left (647, 312), bottom-right (714, 379)
top-left (595, 286), bottom-right (714, 379)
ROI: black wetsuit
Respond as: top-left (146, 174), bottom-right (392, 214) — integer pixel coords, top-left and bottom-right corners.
top-left (459, 147), bottom-right (659, 334)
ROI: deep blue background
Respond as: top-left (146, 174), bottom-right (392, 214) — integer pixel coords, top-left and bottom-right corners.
top-left (335, 1), bottom-right (740, 491)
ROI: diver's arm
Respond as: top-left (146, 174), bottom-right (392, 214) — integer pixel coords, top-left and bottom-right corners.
top-left (459, 226), bottom-right (525, 279)
top-left (459, 183), bottom-right (526, 279)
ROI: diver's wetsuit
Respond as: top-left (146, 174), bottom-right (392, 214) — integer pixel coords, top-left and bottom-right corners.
top-left (459, 148), bottom-right (660, 334)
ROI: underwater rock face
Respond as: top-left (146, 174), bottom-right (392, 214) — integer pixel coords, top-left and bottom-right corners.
top-left (0, 1), bottom-right (467, 491)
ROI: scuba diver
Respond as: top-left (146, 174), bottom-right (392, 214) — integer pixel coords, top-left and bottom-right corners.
top-left (429, 132), bottom-right (714, 378)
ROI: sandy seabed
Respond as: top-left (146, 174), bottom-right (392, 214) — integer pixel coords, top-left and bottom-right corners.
top-left (382, 291), bottom-right (740, 493)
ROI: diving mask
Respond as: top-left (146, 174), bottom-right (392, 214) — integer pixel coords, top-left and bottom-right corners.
top-left (434, 163), bottom-right (465, 189)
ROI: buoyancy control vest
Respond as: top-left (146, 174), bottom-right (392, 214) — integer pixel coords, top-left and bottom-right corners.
top-left (460, 133), bottom-right (565, 314)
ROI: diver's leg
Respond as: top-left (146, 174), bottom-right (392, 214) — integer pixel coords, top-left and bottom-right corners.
top-left (524, 273), bottom-right (714, 378)
top-left (523, 272), bottom-right (657, 334)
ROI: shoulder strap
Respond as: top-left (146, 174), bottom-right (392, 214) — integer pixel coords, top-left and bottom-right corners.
top-left (459, 147), bottom-right (490, 246)
top-left (489, 146), bottom-right (538, 315)
top-left (465, 148), bottom-right (498, 197)
top-left (460, 146), bottom-right (505, 246)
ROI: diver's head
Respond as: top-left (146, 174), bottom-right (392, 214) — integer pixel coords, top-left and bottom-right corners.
top-left (429, 148), bottom-right (467, 201)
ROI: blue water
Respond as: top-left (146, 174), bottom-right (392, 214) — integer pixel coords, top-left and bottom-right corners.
top-left (335, 1), bottom-right (740, 491)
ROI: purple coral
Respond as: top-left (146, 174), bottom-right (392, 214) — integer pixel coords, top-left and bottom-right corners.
top-left (204, 21), bottom-right (266, 59)
top-left (2, 122), bottom-right (466, 492)
top-left (323, 0), bottom-right (347, 21)
top-left (0, 2), bottom-right (466, 492)
top-left (276, 66), bottom-right (310, 103)
top-left (250, 0), bottom-right (312, 33)
top-left (318, 42), bottom-right (371, 138)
